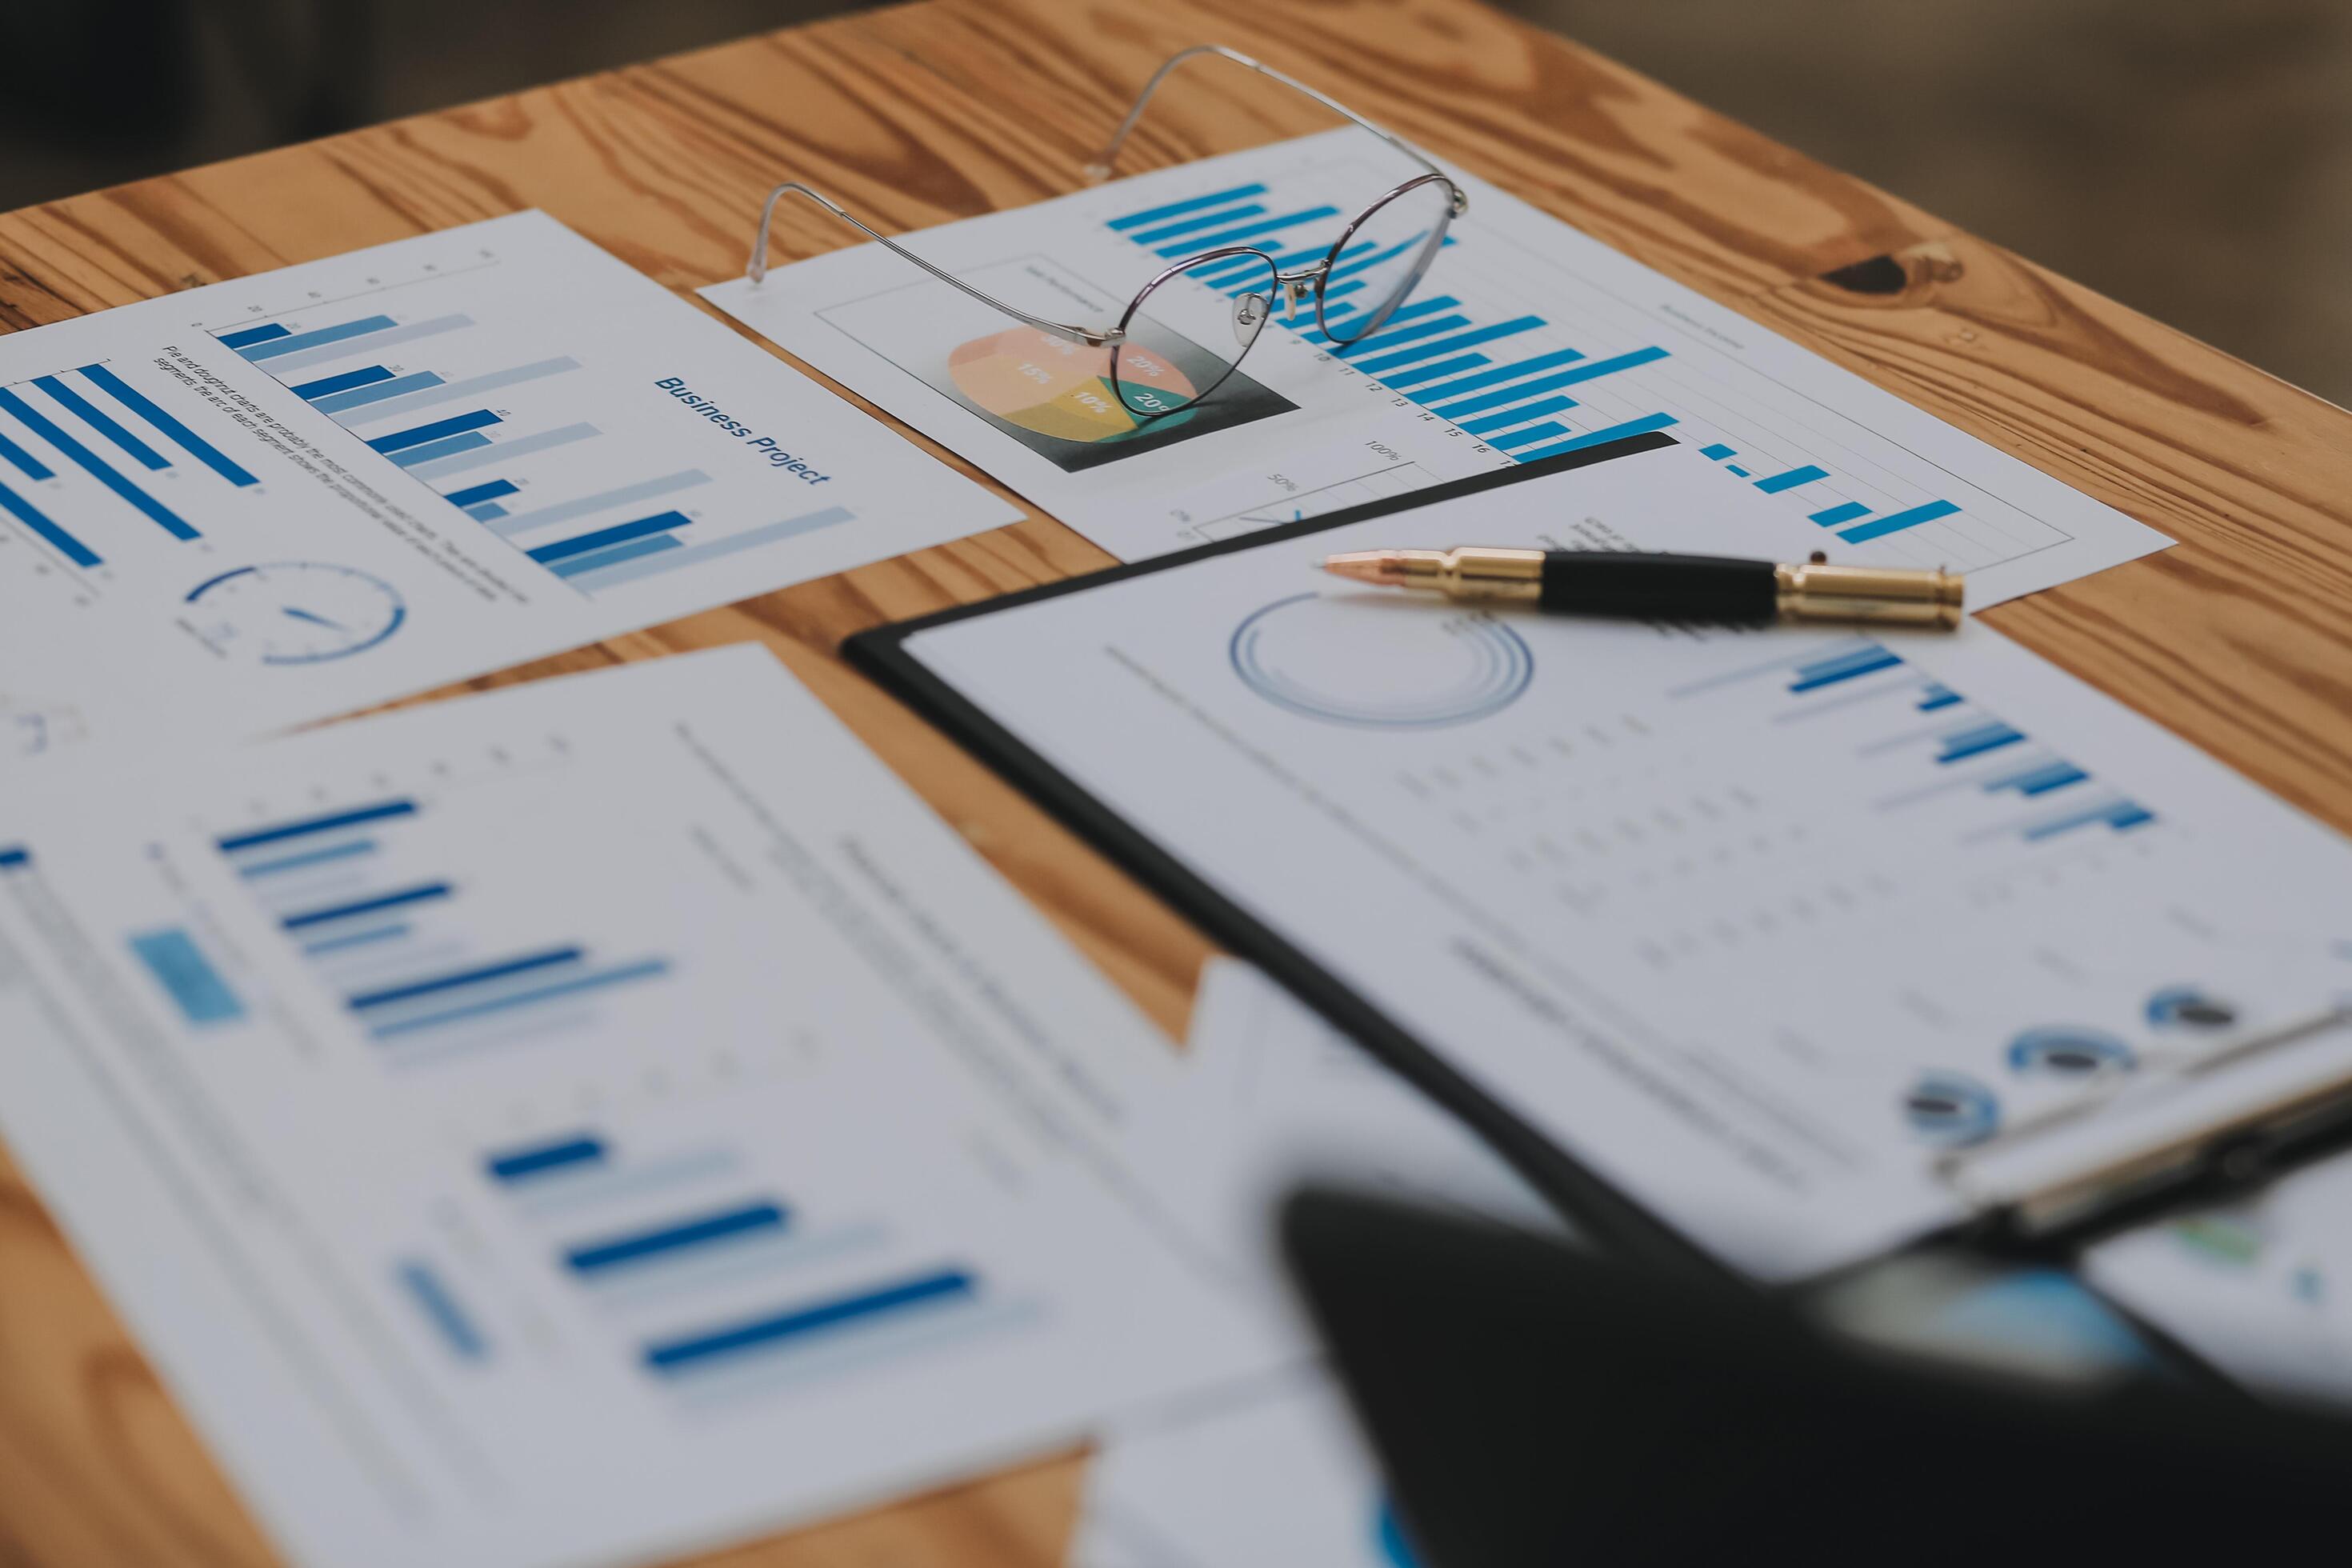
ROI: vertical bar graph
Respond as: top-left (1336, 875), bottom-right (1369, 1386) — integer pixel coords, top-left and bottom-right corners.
top-left (314, 372), bottom-right (446, 415)
top-left (238, 314), bottom-right (398, 361)
top-left (368, 409), bottom-right (502, 455)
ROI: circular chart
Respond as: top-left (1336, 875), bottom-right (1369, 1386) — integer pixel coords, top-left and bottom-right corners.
top-left (947, 326), bottom-right (1197, 444)
top-left (184, 562), bottom-right (407, 664)
top-left (2006, 1026), bottom-right (2135, 1079)
top-left (1230, 593), bottom-right (1535, 730)
top-left (1902, 1071), bottom-right (2000, 1145)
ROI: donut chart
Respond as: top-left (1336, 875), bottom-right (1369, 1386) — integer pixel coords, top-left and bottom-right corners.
top-left (1230, 593), bottom-right (1534, 730)
top-left (946, 326), bottom-right (1197, 443)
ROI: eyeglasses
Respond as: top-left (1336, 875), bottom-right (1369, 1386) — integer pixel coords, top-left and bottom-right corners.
top-left (745, 44), bottom-right (1468, 420)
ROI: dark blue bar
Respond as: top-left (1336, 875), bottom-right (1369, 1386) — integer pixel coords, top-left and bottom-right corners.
top-left (2106, 806), bottom-right (2155, 831)
top-left (1754, 464), bottom-right (1830, 494)
top-left (1794, 645), bottom-right (1899, 682)
top-left (1379, 353), bottom-right (1490, 390)
top-left (1408, 347), bottom-right (1590, 407)
top-left (1129, 202), bottom-right (1266, 247)
top-left (76, 364), bottom-right (261, 486)
top-left (0, 847), bottom-right (29, 870)
top-left (566, 1202), bottom-right (788, 1274)
top-left (370, 959), bottom-right (670, 1039)
top-left (217, 322), bottom-right (291, 350)
top-left (1160, 206), bottom-right (1342, 257)
top-left (1938, 724), bottom-right (2027, 763)
top-left (281, 882), bottom-right (453, 931)
top-left (218, 798), bottom-right (418, 853)
top-left (1459, 396), bottom-right (1574, 437)
top-left (1990, 762), bottom-right (2088, 797)
top-left (292, 365), bottom-right (395, 401)
top-left (1810, 501), bottom-right (1872, 527)
top-left (0, 388), bottom-right (198, 540)
top-left (350, 946), bottom-right (584, 1012)
top-left (528, 509), bottom-right (688, 564)
top-left (2023, 801), bottom-right (2155, 842)
top-left (1356, 317), bottom-right (1546, 378)
top-left (0, 479), bottom-right (100, 567)
top-left (486, 1134), bottom-right (608, 1185)
top-left (1788, 650), bottom-right (1903, 692)
top-left (1839, 499), bottom-right (1962, 543)
top-left (1510, 413), bottom-right (1680, 463)
top-left (0, 424), bottom-right (55, 481)
top-left (644, 1269), bottom-right (976, 1373)
top-left (1916, 685), bottom-right (1962, 711)
top-left (1542, 346), bottom-right (1670, 386)
top-left (1107, 183), bottom-right (1269, 231)
top-left (368, 408), bottom-right (501, 454)
top-left (33, 375), bottom-right (168, 470)
top-left (444, 478), bottom-right (518, 508)
top-left (241, 314), bottom-right (397, 361)
top-left (1700, 442), bottom-right (1736, 460)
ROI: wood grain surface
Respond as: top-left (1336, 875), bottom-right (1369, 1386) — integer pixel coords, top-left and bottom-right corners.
top-left (1, 0), bottom-right (2346, 1562)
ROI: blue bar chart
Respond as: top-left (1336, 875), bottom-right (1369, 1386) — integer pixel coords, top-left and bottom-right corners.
top-left (211, 794), bottom-right (672, 1049)
top-left (1098, 161), bottom-right (1992, 564)
top-left (480, 1123), bottom-right (1005, 1402)
top-left (1674, 639), bottom-right (2158, 852)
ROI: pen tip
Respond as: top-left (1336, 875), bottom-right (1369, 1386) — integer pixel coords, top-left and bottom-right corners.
top-left (1321, 550), bottom-right (1397, 586)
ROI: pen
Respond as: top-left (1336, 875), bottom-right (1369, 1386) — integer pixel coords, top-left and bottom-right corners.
top-left (1320, 547), bottom-right (1964, 628)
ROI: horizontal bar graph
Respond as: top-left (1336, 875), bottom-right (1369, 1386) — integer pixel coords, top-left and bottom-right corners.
top-left (1936, 722), bottom-right (2027, 764)
top-left (369, 408), bottom-right (502, 454)
top-left (0, 386), bottom-right (197, 541)
top-left (282, 882), bottom-right (454, 931)
top-left (34, 375), bottom-right (168, 470)
top-left (77, 365), bottom-right (260, 486)
top-left (313, 371), bottom-right (444, 416)
top-left (240, 315), bottom-right (398, 361)
top-left (218, 798), bottom-right (418, 854)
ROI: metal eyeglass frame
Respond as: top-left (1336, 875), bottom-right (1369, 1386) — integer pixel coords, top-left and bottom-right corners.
top-left (744, 43), bottom-right (1469, 418)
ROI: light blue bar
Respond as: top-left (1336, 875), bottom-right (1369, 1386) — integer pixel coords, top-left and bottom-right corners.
top-left (2022, 801), bottom-right (2151, 842)
top-left (258, 314), bottom-right (474, 374)
top-left (241, 314), bottom-right (397, 361)
top-left (1129, 204), bottom-right (1266, 246)
top-left (1541, 346), bottom-right (1670, 386)
top-left (1700, 442), bottom-right (1736, 460)
top-left (237, 838), bottom-right (378, 878)
top-left (1510, 413), bottom-right (1680, 463)
top-left (339, 357), bottom-right (582, 426)
top-left (566, 506), bottom-right (855, 590)
top-left (396, 1261), bottom-right (488, 1360)
top-left (1459, 396), bottom-right (1574, 436)
top-left (1838, 498), bottom-right (1962, 543)
top-left (314, 372), bottom-right (445, 416)
top-left (1407, 346), bottom-right (1590, 407)
top-left (549, 532), bottom-right (683, 579)
top-left (1487, 421), bottom-right (1570, 451)
top-left (302, 922), bottom-right (411, 958)
top-left (1158, 206), bottom-right (1341, 256)
top-left (128, 929), bottom-right (245, 1025)
top-left (1754, 464), bottom-right (1830, 494)
top-left (1333, 314), bottom-right (1471, 358)
top-left (1357, 316), bottom-right (1545, 378)
top-left (1378, 353), bottom-right (1490, 390)
top-left (486, 469), bottom-right (712, 538)
top-left (1810, 502), bottom-right (1872, 526)
top-left (1303, 294), bottom-right (1458, 346)
top-left (1107, 183), bottom-right (1268, 230)
top-left (466, 502), bottom-right (506, 522)
top-left (373, 958), bottom-right (672, 1040)
top-left (1434, 366), bottom-right (1599, 421)
top-left (408, 422), bottom-right (596, 480)
top-left (390, 430), bottom-right (493, 468)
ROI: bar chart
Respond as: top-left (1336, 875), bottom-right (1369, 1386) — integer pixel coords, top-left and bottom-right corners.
top-left (213, 792), bottom-right (673, 1050)
top-left (1675, 638), bottom-right (2158, 854)
top-left (216, 300), bottom-right (862, 598)
top-left (479, 1125), bottom-right (1011, 1405)
top-left (1094, 150), bottom-right (2055, 575)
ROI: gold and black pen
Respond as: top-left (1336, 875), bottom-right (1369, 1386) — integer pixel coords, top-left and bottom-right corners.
top-left (1319, 547), bottom-right (1964, 628)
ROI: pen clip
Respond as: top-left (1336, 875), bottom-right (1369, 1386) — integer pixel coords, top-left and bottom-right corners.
top-left (1935, 1002), bottom-right (2352, 1242)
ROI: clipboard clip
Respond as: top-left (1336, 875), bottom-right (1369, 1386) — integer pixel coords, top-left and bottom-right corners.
top-left (1937, 1002), bottom-right (2352, 1245)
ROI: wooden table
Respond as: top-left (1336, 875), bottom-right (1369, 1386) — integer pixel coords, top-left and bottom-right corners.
top-left (3, 0), bottom-right (2348, 1561)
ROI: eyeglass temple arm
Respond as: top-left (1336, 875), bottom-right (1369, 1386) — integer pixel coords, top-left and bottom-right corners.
top-left (1089, 43), bottom-right (1466, 214)
top-left (746, 182), bottom-right (1120, 347)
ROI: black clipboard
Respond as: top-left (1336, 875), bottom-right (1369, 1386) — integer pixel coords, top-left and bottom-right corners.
top-left (843, 430), bottom-right (1735, 1280)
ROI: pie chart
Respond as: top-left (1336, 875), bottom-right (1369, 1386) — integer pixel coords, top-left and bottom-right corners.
top-left (947, 326), bottom-right (1198, 443)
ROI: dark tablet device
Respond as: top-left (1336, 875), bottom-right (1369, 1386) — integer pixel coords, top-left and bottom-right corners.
top-left (1281, 1188), bottom-right (2352, 1567)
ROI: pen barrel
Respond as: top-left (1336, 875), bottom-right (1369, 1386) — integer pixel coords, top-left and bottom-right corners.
top-left (1774, 562), bottom-right (1965, 627)
top-left (1538, 553), bottom-right (1778, 621)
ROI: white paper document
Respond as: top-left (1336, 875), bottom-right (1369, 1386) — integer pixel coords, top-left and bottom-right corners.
top-left (2089, 1158), bottom-right (2352, 1405)
top-left (0, 211), bottom-right (1018, 770)
top-left (1071, 1374), bottom-right (1413, 1568)
top-left (704, 128), bottom-right (2167, 602)
top-left (0, 646), bottom-right (1268, 1568)
top-left (1127, 958), bottom-right (1558, 1331)
top-left (895, 438), bottom-right (2352, 1278)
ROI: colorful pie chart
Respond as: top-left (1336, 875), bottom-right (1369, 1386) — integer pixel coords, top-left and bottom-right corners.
top-left (947, 326), bottom-right (1198, 442)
